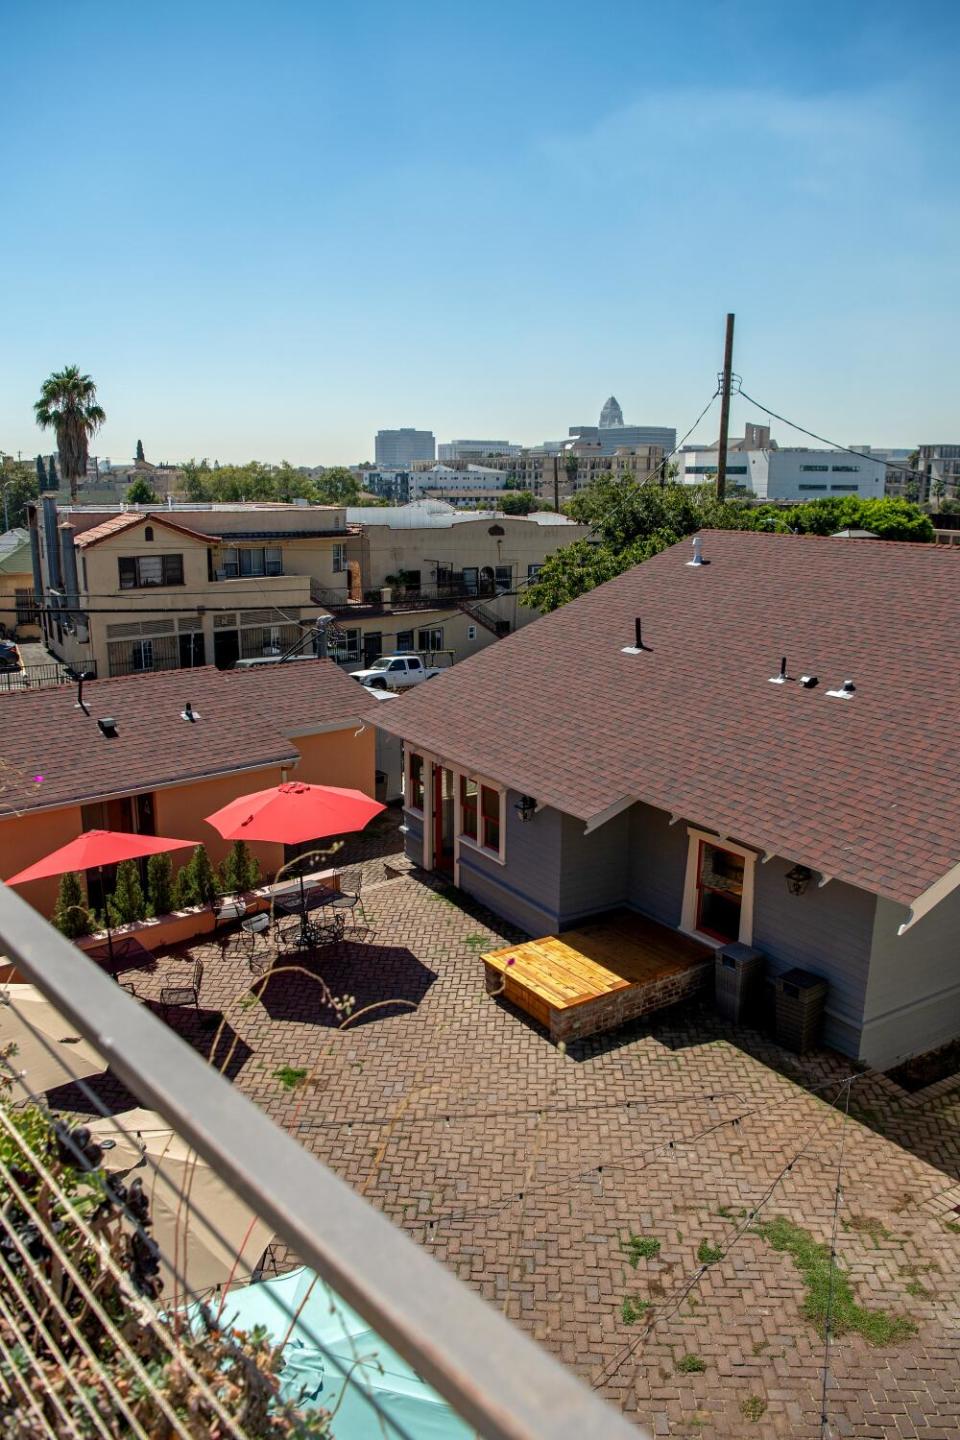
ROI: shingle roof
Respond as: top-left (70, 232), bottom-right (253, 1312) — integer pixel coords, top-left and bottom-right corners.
top-left (0, 661), bottom-right (374, 818)
top-left (0, 529), bottom-right (31, 575)
top-left (375, 531), bottom-right (960, 909)
top-left (73, 513), bottom-right (219, 548)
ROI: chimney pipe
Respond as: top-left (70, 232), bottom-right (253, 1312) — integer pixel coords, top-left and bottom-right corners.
top-left (620, 615), bottom-right (648, 656)
top-left (635, 616), bottom-right (643, 651)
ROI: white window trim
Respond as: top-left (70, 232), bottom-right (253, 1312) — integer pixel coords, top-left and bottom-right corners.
top-left (680, 827), bottom-right (757, 948)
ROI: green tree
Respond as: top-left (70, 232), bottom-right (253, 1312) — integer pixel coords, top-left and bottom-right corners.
top-left (314, 466), bottom-right (361, 505)
top-left (499, 490), bottom-right (537, 515)
top-left (47, 454), bottom-right (58, 487)
top-left (219, 840), bottom-right (261, 895)
top-left (34, 366), bottom-right (106, 502)
top-left (931, 476), bottom-right (946, 511)
top-left (52, 872), bottom-right (93, 939)
top-left (0, 455), bottom-right (40, 529)
top-left (126, 476), bottom-right (158, 504)
top-left (146, 852), bottom-right (174, 916)
top-left (525, 478), bottom-right (932, 613)
top-left (187, 844), bottom-right (220, 906)
top-left (107, 860), bottom-right (147, 927)
top-left (35, 454), bottom-right (47, 489)
top-left (135, 438), bottom-right (145, 461)
top-left (171, 860), bottom-right (197, 910)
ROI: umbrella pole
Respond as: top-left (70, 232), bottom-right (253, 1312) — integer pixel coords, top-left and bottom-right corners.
top-left (100, 866), bottom-right (115, 964)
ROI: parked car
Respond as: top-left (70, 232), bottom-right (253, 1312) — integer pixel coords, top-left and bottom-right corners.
top-left (351, 654), bottom-right (444, 691)
top-left (0, 641), bottom-right (21, 674)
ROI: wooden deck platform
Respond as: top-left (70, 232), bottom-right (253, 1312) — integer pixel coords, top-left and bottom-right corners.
top-left (482, 910), bottom-right (712, 1043)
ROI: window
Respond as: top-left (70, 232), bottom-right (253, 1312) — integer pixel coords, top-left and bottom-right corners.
top-left (831, 484), bottom-right (859, 492)
top-left (396, 630), bottom-right (414, 650)
top-left (798, 483), bottom-right (827, 491)
top-left (527, 563), bottom-right (543, 579)
top-left (408, 753), bottom-right (425, 811)
top-left (118, 554), bottom-right (184, 589)
top-left (480, 785), bottom-right (501, 853)
top-left (144, 526), bottom-right (154, 541)
top-left (331, 627), bottom-right (361, 662)
top-left (332, 543), bottom-right (346, 573)
top-left (460, 777), bottom-right (478, 840)
top-left (494, 565), bottom-right (512, 591)
top-left (799, 465), bottom-right (829, 472)
top-left (681, 829), bottom-right (756, 946)
top-left (417, 627), bottom-right (444, 652)
top-left (219, 547), bottom-right (283, 578)
top-left (831, 465), bottom-right (860, 473)
top-left (132, 639), bottom-right (154, 672)
top-left (467, 624), bottom-right (477, 641)
top-left (15, 589), bottom-right (38, 624)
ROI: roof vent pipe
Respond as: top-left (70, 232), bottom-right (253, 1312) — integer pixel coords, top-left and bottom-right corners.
top-left (181, 702), bottom-right (199, 722)
top-left (621, 615), bottom-right (649, 656)
top-left (686, 535), bottom-right (705, 567)
top-left (769, 656), bottom-right (789, 686)
top-left (826, 679), bottom-right (856, 700)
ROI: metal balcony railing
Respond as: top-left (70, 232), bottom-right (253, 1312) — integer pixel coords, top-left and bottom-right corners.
top-left (0, 883), bottom-right (644, 1440)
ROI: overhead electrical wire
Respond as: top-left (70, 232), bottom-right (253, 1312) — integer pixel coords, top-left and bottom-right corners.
top-left (735, 384), bottom-right (928, 482)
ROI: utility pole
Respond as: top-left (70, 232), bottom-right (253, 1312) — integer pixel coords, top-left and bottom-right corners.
top-left (715, 312), bottom-right (735, 502)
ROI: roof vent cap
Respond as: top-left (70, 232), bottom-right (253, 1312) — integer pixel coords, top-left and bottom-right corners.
top-left (826, 679), bottom-right (856, 700)
top-left (181, 702), bottom-right (200, 722)
top-left (686, 535), bottom-right (707, 567)
top-left (97, 717), bottom-right (118, 738)
top-left (800, 675), bottom-right (819, 689)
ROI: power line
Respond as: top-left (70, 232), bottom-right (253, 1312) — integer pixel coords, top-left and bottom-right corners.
top-left (735, 385), bottom-right (927, 482)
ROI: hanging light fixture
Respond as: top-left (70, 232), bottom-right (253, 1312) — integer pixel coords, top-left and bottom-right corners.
top-left (785, 865), bottom-right (812, 896)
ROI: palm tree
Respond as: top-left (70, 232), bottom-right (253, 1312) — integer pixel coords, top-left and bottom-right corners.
top-left (34, 367), bottom-right (106, 501)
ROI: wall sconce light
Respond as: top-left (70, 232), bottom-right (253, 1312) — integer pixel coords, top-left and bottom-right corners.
top-left (514, 795), bottom-right (537, 823)
top-left (785, 865), bottom-right (812, 896)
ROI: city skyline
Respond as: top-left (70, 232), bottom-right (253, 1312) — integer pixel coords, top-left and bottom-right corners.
top-left (2, 0), bottom-right (958, 465)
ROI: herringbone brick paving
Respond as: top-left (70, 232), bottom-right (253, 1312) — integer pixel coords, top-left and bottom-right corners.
top-left (63, 814), bottom-right (960, 1438)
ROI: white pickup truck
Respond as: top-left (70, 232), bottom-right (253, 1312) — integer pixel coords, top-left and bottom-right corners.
top-left (351, 654), bottom-right (444, 691)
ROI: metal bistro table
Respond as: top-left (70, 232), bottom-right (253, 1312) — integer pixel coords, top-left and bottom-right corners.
top-left (273, 883), bottom-right (344, 952)
top-left (85, 934), bottom-right (157, 982)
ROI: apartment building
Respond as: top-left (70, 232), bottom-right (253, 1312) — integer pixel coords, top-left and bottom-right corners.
top-left (917, 444), bottom-right (960, 502)
top-left (676, 446), bottom-right (885, 501)
top-left (31, 499), bottom-right (351, 678)
top-left (509, 444), bottom-right (665, 503)
top-left (29, 497), bottom-right (586, 680)
top-left (322, 501), bottom-right (589, 667)
top-left (437, 439), bottom-right (521, 462)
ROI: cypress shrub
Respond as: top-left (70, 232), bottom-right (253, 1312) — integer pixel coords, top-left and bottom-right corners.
top-left (52, 872), bottom-right (93, 939)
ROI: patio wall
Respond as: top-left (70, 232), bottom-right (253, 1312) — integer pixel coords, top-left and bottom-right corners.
top-left (0, 804), bottom-right (85, 916)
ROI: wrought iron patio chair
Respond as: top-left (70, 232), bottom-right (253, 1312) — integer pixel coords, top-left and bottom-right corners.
top-left (159, 958), bottom-right (203, 1020)
top-left (327, 866), bottom-right (368, 932)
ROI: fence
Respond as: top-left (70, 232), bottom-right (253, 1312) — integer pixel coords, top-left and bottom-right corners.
top-left (0, 660), bottom-right (96, 693)
top-left (0, 883), bottom-right (643, 1440)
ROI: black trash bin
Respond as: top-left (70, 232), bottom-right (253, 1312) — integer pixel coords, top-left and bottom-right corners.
top-left (774, 968), bottom-right (827, 1053)
top-left (714, 943), bottom-right (765, 1023)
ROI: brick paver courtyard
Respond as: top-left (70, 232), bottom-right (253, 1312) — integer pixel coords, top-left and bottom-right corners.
top-left (62, 816), bottom-right (960, 1439)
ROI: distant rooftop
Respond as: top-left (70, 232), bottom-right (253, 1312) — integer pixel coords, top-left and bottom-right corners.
top-left (346, 500), bottom-right (581, 529)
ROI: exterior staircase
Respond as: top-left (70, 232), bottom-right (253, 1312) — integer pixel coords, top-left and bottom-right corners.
top-left (456, 598), bottom-right (510, 638)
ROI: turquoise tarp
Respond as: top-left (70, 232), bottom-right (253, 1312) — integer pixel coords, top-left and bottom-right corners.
top-left (206, 1266), bottom-right (475, 1439)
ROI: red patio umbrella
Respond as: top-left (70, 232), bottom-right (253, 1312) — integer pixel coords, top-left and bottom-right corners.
top-left (204, 781), bottom-right (385, 918)
top-left (7, 830), bottom-right (194, 961)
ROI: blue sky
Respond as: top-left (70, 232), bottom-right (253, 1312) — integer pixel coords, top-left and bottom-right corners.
top-left (2, 0), bottom-right (957, 465)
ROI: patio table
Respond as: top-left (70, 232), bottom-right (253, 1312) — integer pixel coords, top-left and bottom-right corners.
top-left (272, 883), bottom-right (341, 917)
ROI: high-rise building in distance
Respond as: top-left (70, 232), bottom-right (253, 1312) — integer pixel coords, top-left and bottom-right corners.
top-left (375, 429), bottom-right (436, 466)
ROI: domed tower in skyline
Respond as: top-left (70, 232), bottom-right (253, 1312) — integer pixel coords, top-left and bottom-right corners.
top-left (599, 395), bottom-right (624, 428)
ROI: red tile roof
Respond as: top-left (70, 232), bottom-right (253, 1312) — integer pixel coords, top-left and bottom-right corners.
top-left (73, 513), bottom-right (219, 548)
top-left (0, 661), bottom-right (374, 818)
top-left (376, 531), bottom-right (960, 909)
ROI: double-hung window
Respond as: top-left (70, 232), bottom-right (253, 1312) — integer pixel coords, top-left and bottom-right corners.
top-left (219, 547), bottom-right (283, 578)
top-left (458, 776), bottom-right (502, 856)
top-left (118, 554), bottom-right (184, 589)
top-left (480, 785), bottom-right (501, 852)
top-left (460, 777), bottom-right (478, 840)
top-left (332, 543), bottom-right (346, 573)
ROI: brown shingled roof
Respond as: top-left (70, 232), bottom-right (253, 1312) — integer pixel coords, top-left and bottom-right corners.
top-left (375, 530), bottom-right (960, 911)
top-left (73, 513), bottom-right (219, 548)
top-left (0, 661), bottom-right (373, 817)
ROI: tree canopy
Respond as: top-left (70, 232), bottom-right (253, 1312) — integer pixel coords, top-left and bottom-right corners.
top-left (125, 475), bottom-right (159, 504)
top-left (1, 454), bottom-right (40, 529)
top-left (33, 366), bottom-right (106, 501)
top-left (523, 477), bottom-right (934, 613)
top-left (499, 489), bottom-right (538, 515)
top-left (179, 460), bottom-right (361, 506)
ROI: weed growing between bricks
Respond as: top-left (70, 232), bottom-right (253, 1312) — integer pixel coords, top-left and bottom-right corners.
top-left (754, 1216), bottom-right (918, 1345)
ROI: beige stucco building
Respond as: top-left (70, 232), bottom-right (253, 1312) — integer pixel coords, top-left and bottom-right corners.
top-left (30, 498), bottom-right (587, 679)
top-left (509, 444), bottom-right (665, 504)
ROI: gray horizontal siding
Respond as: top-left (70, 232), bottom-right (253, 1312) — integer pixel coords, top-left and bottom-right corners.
top-left (557, 810), bottom-right (631, 926)
top-left (456, 796), bottom-right (563, 934)
top-left (752, 859), bottom-right (875, 1057)
top-left (627, 803), bottom-right (687, 927)
top-left (862, 889), bottom-right (960, 1069)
